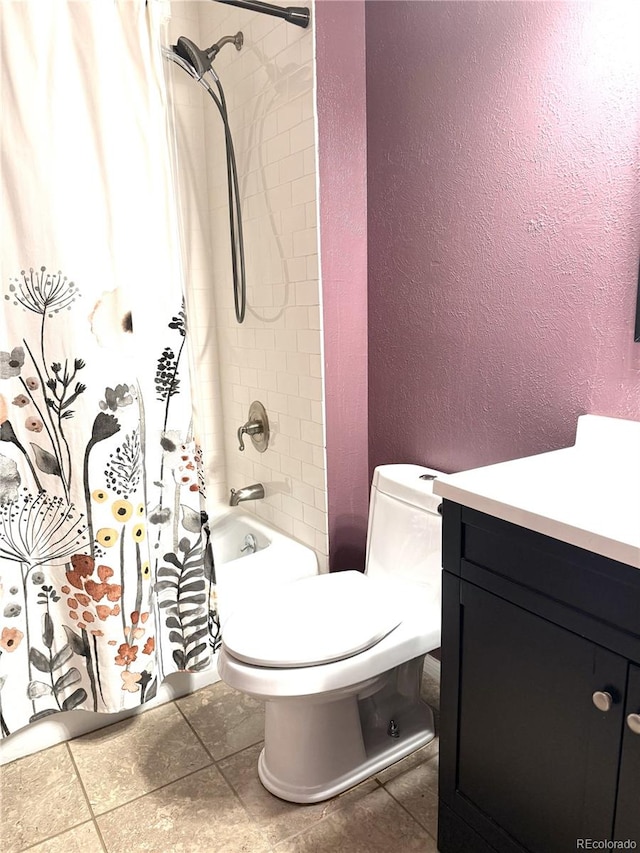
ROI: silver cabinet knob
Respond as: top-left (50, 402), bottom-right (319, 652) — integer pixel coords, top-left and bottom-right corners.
top-left (627, 713), bottom-right (640, 734)
top-left (592, 691), bottom-right (613, 712)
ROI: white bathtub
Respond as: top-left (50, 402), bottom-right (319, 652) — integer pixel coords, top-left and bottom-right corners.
top-left (211, 511), bottom-right (320, 624)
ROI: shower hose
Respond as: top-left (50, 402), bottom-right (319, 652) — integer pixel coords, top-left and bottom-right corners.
top-left (165, 50), bottom-right (247, 324)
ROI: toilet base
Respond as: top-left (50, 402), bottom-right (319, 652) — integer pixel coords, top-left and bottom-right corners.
top-left (257, 659), bottom-right (435, 804)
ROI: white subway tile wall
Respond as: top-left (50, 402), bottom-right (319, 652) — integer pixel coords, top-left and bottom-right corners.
top-left (167, 0), bottom-right (327, 569)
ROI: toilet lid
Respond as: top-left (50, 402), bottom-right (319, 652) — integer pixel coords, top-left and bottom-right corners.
top-left (222, 571), bottom-right (404, 668)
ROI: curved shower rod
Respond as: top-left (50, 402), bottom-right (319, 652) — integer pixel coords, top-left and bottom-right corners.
top-left (214, 0), bottom-right (310, 29)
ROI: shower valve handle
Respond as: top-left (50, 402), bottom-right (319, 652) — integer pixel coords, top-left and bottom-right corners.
top-left (238, 420), bottom-right (263, 451)
top-left (237, 401), bottom-right (270, 453)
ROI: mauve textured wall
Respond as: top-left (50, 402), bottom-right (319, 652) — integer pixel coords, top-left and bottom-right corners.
top-left (316, 0), bottom-right (369, 570)
top-left (367, 1), bottom-right (640, 475)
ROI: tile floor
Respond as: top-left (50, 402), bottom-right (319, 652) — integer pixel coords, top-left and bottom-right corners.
top-left (0, 658), bottom-right (441, 853)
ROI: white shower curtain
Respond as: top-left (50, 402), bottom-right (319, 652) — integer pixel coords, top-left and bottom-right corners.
top-left (0, 0), bottom-right (217, 737)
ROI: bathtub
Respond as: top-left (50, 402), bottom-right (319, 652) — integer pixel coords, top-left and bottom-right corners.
top-left (211, 511), bottom-right (320, 624)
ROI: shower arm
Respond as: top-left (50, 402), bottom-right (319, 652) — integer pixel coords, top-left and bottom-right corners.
top-left (214, 0), bottom-right (310, 29)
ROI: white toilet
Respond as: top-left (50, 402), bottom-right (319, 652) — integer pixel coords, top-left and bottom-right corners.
top-left (217, 464), bottom-right (443, 803)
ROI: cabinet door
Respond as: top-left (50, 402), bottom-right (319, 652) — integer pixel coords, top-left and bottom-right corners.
top-left (457, 582), bottom-right (627, 853)
top-left (615, 664), bottom-right (640, 844)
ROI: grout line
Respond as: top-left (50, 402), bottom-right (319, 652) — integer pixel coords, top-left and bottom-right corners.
top-left (170, 710), bottom-right (275, 852)
top-left (268, 779), bottom-right (385, 851)
top-left (212, 736), bottom-right (265, 765)
top-left (92, 760), bottom-right (217, 821)
top-left (63, 742), bottom-right (109, 853)
top-left (172, 698), bottom-right (219, 764)
top-left (173, 686), bottom-right (267, 767)
top-left (176, 698), bottom-right (257, 769)
top-left (62, 700), bottom-right (216, 824)
top-left (17, 819), bottom-right (104, 853)
top-left (213, 751), bottom-right (266, 827)
top-left (383, 784), bottom-right (439, 842)
top-left (17, 683), bottom-right (441, 852)
top-left (381, 754), bottom-right (440, 841)
top-left (3, 744), bottom-right (101, 852)
top-left (65, 740), bottom-right (94, 815)
top-left (92, 820), bottom-right (110, 853)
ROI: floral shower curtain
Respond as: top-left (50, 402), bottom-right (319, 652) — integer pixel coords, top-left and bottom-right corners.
top-left (0, 0), bottom-right (218, 737)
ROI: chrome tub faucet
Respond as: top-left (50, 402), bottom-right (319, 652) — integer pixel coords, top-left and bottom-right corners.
top-left (229, 483), bottom-right (265, 506)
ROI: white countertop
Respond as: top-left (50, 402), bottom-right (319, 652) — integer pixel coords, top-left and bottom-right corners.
top-left (433, 414), bottom-right (640, 569)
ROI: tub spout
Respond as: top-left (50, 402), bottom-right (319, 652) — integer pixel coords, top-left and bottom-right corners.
top-left (229, 483), bottom-right (265, 506)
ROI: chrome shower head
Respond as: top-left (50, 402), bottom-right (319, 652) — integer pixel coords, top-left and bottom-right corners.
top-left (173, 33), bottom-right (243, 80)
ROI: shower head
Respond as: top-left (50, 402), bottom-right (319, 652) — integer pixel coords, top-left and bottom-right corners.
top-left (173, 33), bottom-right (243, 80)
top-left (173, 37), bottom-right (210, 79)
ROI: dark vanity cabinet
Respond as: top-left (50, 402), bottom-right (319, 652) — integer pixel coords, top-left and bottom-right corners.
top-left (438, 502), bottom-right (640, 853)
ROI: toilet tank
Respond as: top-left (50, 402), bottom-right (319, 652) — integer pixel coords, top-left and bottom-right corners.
top-left (365, 464), bottom-right (443, 590)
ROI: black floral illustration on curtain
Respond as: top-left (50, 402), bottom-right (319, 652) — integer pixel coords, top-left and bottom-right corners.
top-left (0, 268), bottom-right (216, 737)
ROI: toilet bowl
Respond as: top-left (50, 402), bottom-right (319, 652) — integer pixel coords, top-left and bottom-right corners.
top-left (217, 464), bottom-right (443, 803)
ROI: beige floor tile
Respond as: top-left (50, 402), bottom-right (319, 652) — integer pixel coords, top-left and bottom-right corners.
top-left (375, 736), bottom-right (439, 785)
top-left (97, 764), bottom-right (271, 853)
top-left (383, 753), bottom-right (439, 838)
top-left (218, 742), bottom-right (378, 846)
top-left (176, 680), bottom-right (265, 760)
top-left (273, 786), bottom-right (438, 852)
top-left (21, 821), bottom-right (105, 853)
top-left (2, 678), bottom-right (441, 853)
top-left (69, 702), bottom-right (211, 814)
top-left (0, 743), bottom-right (91, 853)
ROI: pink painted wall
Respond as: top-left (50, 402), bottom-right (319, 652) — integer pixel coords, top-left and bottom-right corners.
top-left (367, 1), bottom-right (640, 474)
top-left (316, 0), bottom-right (369, 570)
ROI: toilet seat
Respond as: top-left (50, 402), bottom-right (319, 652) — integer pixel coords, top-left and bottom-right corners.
top-left (221, 570), bottom-right (405, 668)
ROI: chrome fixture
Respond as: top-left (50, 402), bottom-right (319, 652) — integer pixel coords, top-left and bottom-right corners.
top-left (240, 533), bottom-right (258, 554)
top-left (229, 483), bottom-right (265, 506)
top-left (165, 3), bottom-right (311, 328)
top-left (237, 400), bottom-right (270, 452)
top-left (173, 33), bottom-right (243, 80)
top-left (210, 31), bottom-right (244, 57)
top-left (388, 719), bottom-right (400, 739)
